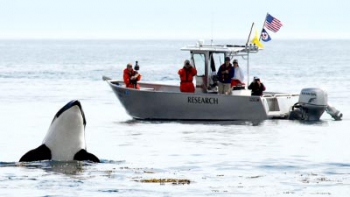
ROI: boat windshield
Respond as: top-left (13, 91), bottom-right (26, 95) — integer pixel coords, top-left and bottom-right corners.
top-left (193, 54), bottom-right (205, 76)
top-left (210, 53), bottom-right (224, 73)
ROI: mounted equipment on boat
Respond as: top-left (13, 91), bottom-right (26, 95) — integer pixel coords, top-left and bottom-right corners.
top-left (288, 88), bottom-right (342, 121)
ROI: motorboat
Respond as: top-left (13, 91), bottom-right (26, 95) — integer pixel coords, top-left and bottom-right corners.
top-left (103, 41), bottom-right (342, 121)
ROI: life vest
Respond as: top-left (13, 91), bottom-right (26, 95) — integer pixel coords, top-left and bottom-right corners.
top-left (178, 67), bottom-right (197, 83)
top-left (218, 64), bottom-right (233, 83)
top-left (123, 68), bottom-right (141, 89)
top-left (178, 67), bottom-right (197, 93)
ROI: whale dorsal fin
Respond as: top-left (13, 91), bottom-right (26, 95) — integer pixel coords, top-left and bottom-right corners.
top-left (73, 149), bottom-right (100, 163)
top-left (19, 144), bottom-right (51, 162)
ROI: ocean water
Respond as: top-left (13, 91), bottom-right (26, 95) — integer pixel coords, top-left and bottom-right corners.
top-left (0, 39), bottom-right (349, 196)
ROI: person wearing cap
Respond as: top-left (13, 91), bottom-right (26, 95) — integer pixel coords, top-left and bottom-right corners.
top-left (217, 56), bottom-right (234, 94)
top-left (248, 77), bottom-right (266, 96)
top-left (231, 59), bottom-right (245, 87)
top-left (123, 63), bottom-right (141, 89)
top-left (178, 59), bottom-right (197, 93)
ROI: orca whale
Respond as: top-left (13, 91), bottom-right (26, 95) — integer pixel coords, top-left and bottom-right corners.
top-left (19, 100), bottom-right (100, 163)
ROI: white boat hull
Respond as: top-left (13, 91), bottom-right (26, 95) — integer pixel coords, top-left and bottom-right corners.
top-left (106, 81), bottom-right (299, 121)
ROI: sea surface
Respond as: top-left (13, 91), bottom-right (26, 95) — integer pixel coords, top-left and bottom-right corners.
top-left (0, 39), bottom-right (349, 196)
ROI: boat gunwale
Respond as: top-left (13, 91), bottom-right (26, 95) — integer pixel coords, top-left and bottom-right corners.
top-left (106, 80), bottom-right (299, 98)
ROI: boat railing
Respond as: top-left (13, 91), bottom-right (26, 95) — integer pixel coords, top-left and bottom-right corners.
top-left (110, 81), bottom-right (155, 91)
top-left (110, 81), bottom-right (120, 85)
top-left (139, 87), bottom-right (155, 91)
top-left (274, 93), bottom-right (299, 97)
top-left (263, 93), bottom-right (299, 98)
top-left (262, 94), bottom-right (274, 97)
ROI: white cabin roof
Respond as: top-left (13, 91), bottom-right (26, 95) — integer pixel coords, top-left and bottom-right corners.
top-left (181, 44), bottom-right (260, 54)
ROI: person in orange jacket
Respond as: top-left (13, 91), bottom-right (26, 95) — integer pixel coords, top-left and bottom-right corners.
top-left (123, 63), bottom-right (141, 89)
top-left (178, 60), bottom-right (197, 93)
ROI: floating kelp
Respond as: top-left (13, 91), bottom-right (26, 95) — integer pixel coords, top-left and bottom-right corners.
top-left (138, 178), bottom-right (191, 185)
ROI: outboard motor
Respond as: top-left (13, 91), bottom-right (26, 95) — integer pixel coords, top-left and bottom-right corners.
top-left (289, 88), bottom-right (342, 121)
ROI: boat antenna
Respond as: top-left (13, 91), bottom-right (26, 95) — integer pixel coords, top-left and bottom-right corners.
top-left (211, 9), bottom-right (214, 45)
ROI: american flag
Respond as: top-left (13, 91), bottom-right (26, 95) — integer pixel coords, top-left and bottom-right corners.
top-left (264, 14), bottom-right (283, 33)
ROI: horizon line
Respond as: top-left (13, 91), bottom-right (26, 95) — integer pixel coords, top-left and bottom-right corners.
top-left (1, 37), bottom-right (350, 41)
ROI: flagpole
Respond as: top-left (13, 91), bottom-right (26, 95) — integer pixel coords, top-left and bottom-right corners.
top-left (259, 12), bottom-right (269, 41)
top-left (247, 48), bottom-right (250, 88)
top-left (246, 22), bottom-right (254, 46)
top-left (245, 22), bottom-right (254, 89)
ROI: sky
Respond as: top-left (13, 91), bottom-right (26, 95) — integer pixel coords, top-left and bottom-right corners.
top-left (0, 0), bottom-right (349, 39)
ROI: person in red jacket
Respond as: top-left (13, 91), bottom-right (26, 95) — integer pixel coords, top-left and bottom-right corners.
top-left (178, 60), bottom-right (197, 93)
top-left (123, 63), bottom-right (141, 89)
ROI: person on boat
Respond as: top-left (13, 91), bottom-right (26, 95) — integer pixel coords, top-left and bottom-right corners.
top-left (217, 57), bottom-right (234, 94)
top-left (231, 59), bottom-right (245, 88)
top-left (248, 76), bottom-right (266, 96)
top-left (123, 63), bottom-right (141, 89)
top-left (178, 59), bottom-right (197, 93)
